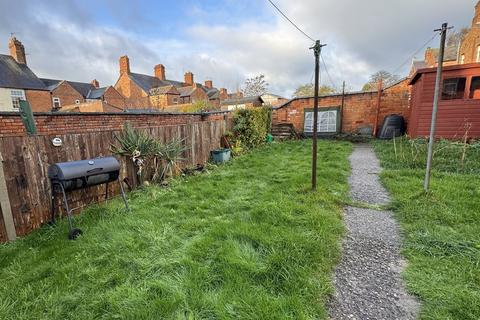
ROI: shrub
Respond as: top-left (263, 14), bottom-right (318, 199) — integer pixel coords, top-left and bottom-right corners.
top-left (231, 106), bottom-right (272, 150)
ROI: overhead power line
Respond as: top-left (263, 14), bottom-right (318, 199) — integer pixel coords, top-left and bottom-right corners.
top-left (391, 32), bottom-right (440, 75)
top-left (321, 53), bottom-right (338, 90)
top-left (266, 0), bottom-right (315, 42)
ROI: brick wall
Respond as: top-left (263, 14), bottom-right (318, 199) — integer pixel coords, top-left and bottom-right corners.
top-left (25, 90), bottom-right (52, 112)
top-left (272, 80), bottom-right (410, 134)
top-left (51, 81), bottom-right (85, 107)
top-left (114, 73), bottom-right (151, 109)
top-left (103, 86), bottom-right (126, 109)
top-left (0, 111), bottom-right (230, 137)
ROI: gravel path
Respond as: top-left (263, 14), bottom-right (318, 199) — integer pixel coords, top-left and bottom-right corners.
top-left (328, 144), bottom-right (419, 320)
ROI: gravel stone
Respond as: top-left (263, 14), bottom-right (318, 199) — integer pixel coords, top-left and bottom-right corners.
top-left (328, 144), bottom-right (420, 320)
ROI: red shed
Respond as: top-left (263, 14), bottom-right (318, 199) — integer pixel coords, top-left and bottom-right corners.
top-left (408, 63), bottom-right (480, 139)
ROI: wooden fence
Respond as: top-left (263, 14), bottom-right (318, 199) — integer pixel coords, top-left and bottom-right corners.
top-left (0, 120), bottom-right (227, 241)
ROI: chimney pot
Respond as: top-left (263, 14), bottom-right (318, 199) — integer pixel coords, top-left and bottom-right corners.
top-left (91, 79), bottom-right (99, 88)
top-left (184, 72), bottom-right (194, 86)
top-left (119, 55), bottom-right (130, 75)
top-left (205, 80), bottom-right (213, 89)
top-left (9, 37), bottom-right (27, 65)
top-left (154, 64), bottom-right (166, 80)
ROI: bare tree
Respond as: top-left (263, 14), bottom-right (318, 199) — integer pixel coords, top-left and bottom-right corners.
top-left (447, 27), bottom-right (469, 47)
top-left (242, 75), bottom-right (269, 97)
top-left (362, 71), bottom-right (400, 91)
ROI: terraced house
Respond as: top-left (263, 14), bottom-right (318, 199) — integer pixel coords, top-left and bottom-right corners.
top-left (0, 37), bottom-right (51, 112)
top-left (40, 78), bottom-right (126, 112)
top-left (114, 55), bottom-right (229, 110)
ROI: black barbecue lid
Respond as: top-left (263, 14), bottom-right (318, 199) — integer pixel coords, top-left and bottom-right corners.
top-left (48, 156), bottom-right (120, 181)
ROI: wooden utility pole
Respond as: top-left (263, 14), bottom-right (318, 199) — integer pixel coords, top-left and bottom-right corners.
top-left (340, 81), bottom-right (346, 131)
top-left (424, 23), bottom-right (450, 192)
top-left (310, 40), bottom-right (326, 191)
top-left (373, 78), bottom-right (383, 137)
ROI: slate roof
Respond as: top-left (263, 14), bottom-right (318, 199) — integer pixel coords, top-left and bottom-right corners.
top-left (177, 86), bottom-right (196, 97)
top-left (129, 73), bottom-right (183, 93)
top-left (221, 95), bottom-right (264, 106)
top-left (87, 87), bottom-right (107, 99)
top-left (207, 88), bottom-right (220, 99)
top-left (40, 78), bottom-right (109, 99)
top-left (0, 54), bottom-right (47, 90)
top-left (427, 46), bottom-right (459, 62)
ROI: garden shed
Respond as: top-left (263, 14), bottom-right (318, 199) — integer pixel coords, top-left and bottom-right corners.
top-left (408, 63), bottom-right (480, 138)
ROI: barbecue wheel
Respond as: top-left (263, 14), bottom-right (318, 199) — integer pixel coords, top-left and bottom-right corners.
top-left (68, 228), bottom-right (83, 240)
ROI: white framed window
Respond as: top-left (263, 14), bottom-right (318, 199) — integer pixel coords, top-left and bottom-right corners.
top-left (52, 97), bottom-right (61, 109)
top-left (10, 89), bottom-right (25, 109)
top-left (304, 109), bottom-right (338, 133)
top-left (460, 54), bottom-right (465, 64)
top-left (75, 99), bottom-right (80, 105)
top-left (476, 46), bottom-right (480, 63)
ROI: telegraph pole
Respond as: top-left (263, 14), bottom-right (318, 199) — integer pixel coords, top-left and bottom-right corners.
top-left (424, 23), bottom-right (450, 192)
top-left (311, 40), bottom-right (326, 191)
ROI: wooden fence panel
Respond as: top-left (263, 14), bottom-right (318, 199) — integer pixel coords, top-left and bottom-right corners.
top-left (0, 120), bottom-right (226, 240)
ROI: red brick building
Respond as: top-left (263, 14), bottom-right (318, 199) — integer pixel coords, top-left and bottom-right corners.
top-left (0, 37), bottom-right (52, 112)
top-left (272, 79), bottom-right (410, 135)
top-left (41, 78), bottom-right (126, 111)
top-left (114, 56), bottom-right (226, 110)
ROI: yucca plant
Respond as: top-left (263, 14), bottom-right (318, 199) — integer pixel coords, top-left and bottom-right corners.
top-left (156, 138), bottom-right (187, 181)
top-left (111, 123), bottom-right (158, 184)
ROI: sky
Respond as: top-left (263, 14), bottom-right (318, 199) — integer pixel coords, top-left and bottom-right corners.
top-left (0, 0), bottom-right (476, 97)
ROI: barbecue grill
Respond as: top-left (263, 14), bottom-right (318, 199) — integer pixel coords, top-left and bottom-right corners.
top-left (49, 156), bottom-right (129, 239)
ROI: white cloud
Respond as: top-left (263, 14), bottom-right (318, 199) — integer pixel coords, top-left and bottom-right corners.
top-left (0, 0), bottom-right (476, 97)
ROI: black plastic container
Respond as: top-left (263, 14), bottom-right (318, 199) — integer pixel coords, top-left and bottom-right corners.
top-left (378, 114), bottom-right (406, 139)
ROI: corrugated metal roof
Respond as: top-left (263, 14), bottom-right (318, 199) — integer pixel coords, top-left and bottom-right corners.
top-left (0, 54), bottom-right (48, 90)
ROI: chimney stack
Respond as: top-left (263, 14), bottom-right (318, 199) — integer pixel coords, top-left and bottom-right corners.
top-left (119, 55), bottom-right (130, 75)
top-left (204, 80), bottom-right (213, 89)
top-left (9, 37), bottom-right (27, 65)
top-left (184, 72), bottom-right (194, 86)
top-left (91, 79), bottom-right (99, 88)
top-left (154, 64), bottom-right (166, 80)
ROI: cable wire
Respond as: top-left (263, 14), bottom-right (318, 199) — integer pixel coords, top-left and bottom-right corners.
top-left (321, 53), bottom-right (338, 90)
top-left (391, 32), bottom-right (440, 75)
top-left (266, 0), bottom-right (315, 42)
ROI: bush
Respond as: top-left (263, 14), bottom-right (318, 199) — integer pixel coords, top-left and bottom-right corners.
top-left (231, 107), bottom-right (272, 150)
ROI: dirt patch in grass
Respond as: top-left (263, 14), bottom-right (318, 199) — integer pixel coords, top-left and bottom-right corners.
top-left (0, 140), bottom-right (351, 319)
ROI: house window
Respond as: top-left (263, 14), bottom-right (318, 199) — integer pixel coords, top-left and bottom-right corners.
top-left (10, 90), bottom-right (25, 109)
top-left (441, 78), bottom-right (466, 100)
top-left (52, 97), bottom-right (61, 109)
top-left (477, 46), bottom-right (480, 63)
top-left (460, 54), bottom-right (465, 64)
top-left (304, 109), bottom-right (338, 133)
top-left (173, 97), bottom-right (178, 104)
top-left (469, 76), bottom-right (480, 99)
top-left (75, 99), bottom-right (80, 105)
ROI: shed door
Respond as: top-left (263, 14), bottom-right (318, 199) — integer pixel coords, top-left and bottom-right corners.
top-left (304, 110), bottom-right (338, 133)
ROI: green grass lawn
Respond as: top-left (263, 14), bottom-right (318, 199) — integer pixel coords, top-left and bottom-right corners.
top-left (0, 140), bottom-right (351, 320)
top-left (375, 138), bottom-right (480, 320)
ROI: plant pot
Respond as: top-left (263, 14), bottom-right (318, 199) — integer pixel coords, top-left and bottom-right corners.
top-left (211, 148), bottom-right (231, 164)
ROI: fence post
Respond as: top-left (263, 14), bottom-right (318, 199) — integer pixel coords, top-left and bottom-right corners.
top-left (0, 150), bottom-right (17, 241)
